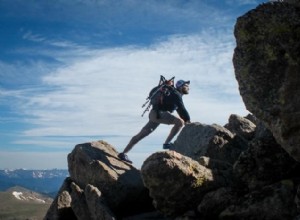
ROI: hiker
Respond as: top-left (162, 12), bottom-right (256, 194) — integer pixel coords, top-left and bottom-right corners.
top-left (118, 79), bottom-right (191, 163)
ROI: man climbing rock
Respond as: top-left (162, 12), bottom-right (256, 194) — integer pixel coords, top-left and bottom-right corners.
top-left (119, 79), bottom-right (191, 164)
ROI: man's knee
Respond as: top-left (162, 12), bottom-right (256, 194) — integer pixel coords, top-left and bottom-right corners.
top-left (174, 118), bottom-right (184, 128)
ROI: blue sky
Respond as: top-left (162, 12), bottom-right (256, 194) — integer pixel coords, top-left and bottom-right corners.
top-left (0, 0), bottom-right (266, 169)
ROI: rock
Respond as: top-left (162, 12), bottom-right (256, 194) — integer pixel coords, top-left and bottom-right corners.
top-left (198, 156), bottom-right (232, 171)
top-left (244, 113), bottom-right (258, 125)
top-left (173, 122), bottom-right (246, 164)
top-left (282, 0), bottom-right (300, 7)
top-left (69, 182), bottom-right (91, 219)
top-left (84, 184), bottom-right (116, 220)
top-left (224, 114), bottom-right (256, 141)
top-left (45, 178), bottom-right (116, 220)
top-left (67, 140), bottom-right (153, 217)
top-left (141, 151), bottom-right (228, 217)
top-left (122, 211), bottom-right (168, 220)
top-left (296, 184), bottom-right (300, 214)
top-left (197, 187), bottom-right (238, 219)
top-left (198, 156), bottom-right (235, 188)
top-left (70, 182), bottom-right (116, 220)
top-left (46, 140), bottom-right (153, 219)
top-left (219, 180), bottom-right (298, 220)
top-left (44, 177), bottom-right (76, 220)
top-left (233, 2), bottom-right (300, 161)
top-left (233, 123), bottom-right (300, 190)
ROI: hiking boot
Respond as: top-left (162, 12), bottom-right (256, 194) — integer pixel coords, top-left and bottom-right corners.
top-left (163, 143), bottom-right (174, 149)
top-left (118, 153), bottom-right (132, 164)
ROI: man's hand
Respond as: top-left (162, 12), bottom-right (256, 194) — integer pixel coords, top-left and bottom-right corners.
top-left (185, 120), bottom-right (191, 125)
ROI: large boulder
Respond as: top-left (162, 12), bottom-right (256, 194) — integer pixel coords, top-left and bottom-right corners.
top-left (141, 151), bottom-right (229, 217)
top-left (67, 141), bottom-right (153, 216)
top-left (233, 1), bottom-right (300, 161)
top-left (46, 140), bottom-right (153, 219)
top-left (173, 122), bottom-right (246, 164)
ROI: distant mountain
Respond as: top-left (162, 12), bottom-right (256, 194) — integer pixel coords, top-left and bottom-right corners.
top-left (6, 186), bottom-right (53, 204)
top-left (0, 169), bottom-right (69, 197)
top-left (0, 186), bottom-right (53, 220)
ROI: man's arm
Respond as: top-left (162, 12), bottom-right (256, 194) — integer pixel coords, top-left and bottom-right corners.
top-left (175, 95), bottom-right (190, 122)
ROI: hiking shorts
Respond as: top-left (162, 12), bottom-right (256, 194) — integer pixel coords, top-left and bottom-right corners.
top-left (142, 109), bottom-right (179, 132)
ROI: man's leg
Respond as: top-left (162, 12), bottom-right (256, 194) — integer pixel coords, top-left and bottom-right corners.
top-left (164, 117), bottom-right (184, 144)
top-left (150, 111), bottom-right (184, 147)
top-left (121, 110), bottom-right (159, 153)
top-left (122, 121), bottom-right (158, 154)
top-left (119, 118), bottom-right (159, 163)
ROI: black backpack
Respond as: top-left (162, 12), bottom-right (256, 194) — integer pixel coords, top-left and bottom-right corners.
top-left (141, 75), bottom-right (175, 117)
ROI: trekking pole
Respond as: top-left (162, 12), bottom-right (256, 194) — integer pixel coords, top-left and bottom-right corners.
top-left (141, 99), bottom-right (150, 108)
top-left (141, 102), bottom-right (151, 117)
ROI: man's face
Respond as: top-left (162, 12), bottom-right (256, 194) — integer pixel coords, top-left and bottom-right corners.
top-left (180, 84), bottom-right (189, 95)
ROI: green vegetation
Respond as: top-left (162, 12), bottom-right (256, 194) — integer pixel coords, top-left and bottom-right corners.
top-left (0, 191), bottom-right (52, 220)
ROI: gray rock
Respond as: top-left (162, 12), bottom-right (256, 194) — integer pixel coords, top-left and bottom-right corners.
top-left (69, 182), bottom-right (116, 220)
top-left (141, 151), bottom-right (227, 217)
top-left (45, 178), bottom-right (116, 220)
top-left (224, 114), bottom-right (256, 141)
top-left (67, 140), bottom-right (152, 216)
top-left (44, 177), bottom-right (76, 220)
top-left (173, 122), bottom-right (245, 164)
top-left (70, 182), bottom-right (92, 220)
top-left (233, 2), bottom-right (300, 161)
top-left (84, 184), bottom-right (116, 220)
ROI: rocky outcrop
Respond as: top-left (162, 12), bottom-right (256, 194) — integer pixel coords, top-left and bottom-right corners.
top-left (233, 1), bottom-right (300, 162)
top-left (44, 115), bottom-right (300, 219)
top-left (44, 141), bottom-right (153, 220)
top-left (67, 141), bottom-right (152, 215)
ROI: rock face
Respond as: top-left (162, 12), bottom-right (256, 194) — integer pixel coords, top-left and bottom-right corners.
top-left (233, 1), bottom-right (300, 161)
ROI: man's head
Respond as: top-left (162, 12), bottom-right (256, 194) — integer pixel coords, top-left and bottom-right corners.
top-left (176, 80), bottom-right (190, 95)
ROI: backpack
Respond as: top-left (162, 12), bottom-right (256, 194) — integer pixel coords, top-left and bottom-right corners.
top-left (141, 75), bottom-right (175, 117)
